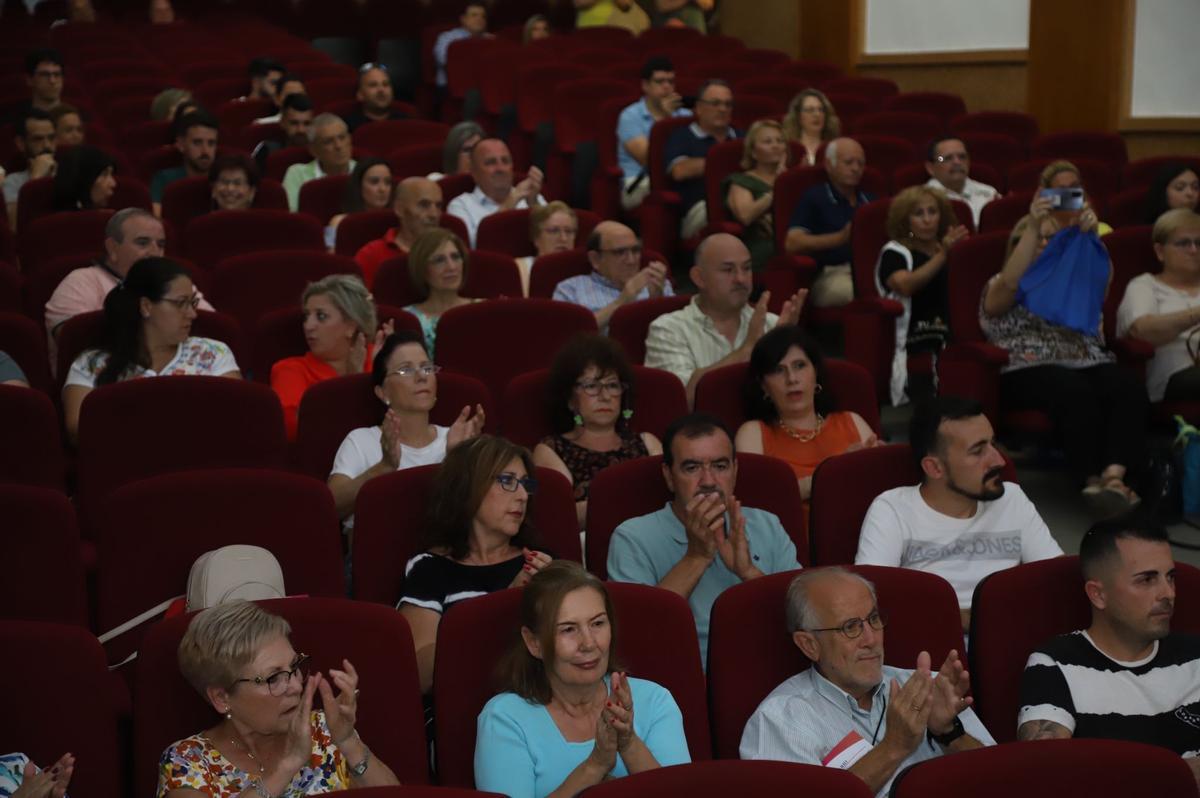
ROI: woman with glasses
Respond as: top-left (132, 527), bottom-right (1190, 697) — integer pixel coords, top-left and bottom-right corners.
top-left (327, 331), bottom-right (485, 527)
top-left (434, 121), bottom-right (484, 180)
top-left (208, 153), bottom-right (259, 211)
top-left (62, 256), bottom-right (240, 442)
top-left (533, 335), bottom-right (661, 528)
top-left (402, 228), bottom-right (476, 357)
top-left (476, 561), bottom-right (689, 798)
top-left (723, 119), bottom-right (789, 271)
top-left (158, 600), bottom-right (400, 796)
top-left (326, 158), bottom-right (394, 249)
top-left (781, 89), bottom-right (839, 167)
top-left (734, 326), bottom-right (876, 511)
top-left (1117, 209), bottom-right (1200, 403)
top-left (400, 434), bottom-right (552, 692)
top-left (518, 201), bottom-right (578, 296)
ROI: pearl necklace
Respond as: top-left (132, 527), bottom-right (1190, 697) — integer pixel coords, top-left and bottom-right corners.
top-left (777, 415), bottom-right (824, 443)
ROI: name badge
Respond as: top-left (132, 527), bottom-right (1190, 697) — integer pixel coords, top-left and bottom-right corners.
top-left (821, 730), bottom-right (872, 769)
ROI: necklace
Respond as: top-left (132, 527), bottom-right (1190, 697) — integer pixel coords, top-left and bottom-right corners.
top-left (228, 734), bottom-right (267, 774)
top-left (777, 415), bottom-right (824, 443)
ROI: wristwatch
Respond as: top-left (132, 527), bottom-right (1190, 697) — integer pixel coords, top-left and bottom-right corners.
top-left (929, 715), bottom-right (966, 747)
top-left (349, 746), bottom-right (372, 778)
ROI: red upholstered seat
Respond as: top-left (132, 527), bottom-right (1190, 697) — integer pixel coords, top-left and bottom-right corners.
top-left (182, 209), bottom-right (326, 269)
top-left (0, 621), bottom-right (122, 798)
top-left (637, 115), bottom-right (695, 257)
top-left (0, 312), bottom-right (53, 394)
top-left (298, 173), bottom-right (350, 224)
top-left (978, 191), bottom-right (1033, 233)
top-left (528, 249), bottom-right (589, 298)
top-left (580, 761), bottom-right (872, 798)
top-left (1107, 187), bottom-right (1148, 228)
top-left (387, 141), bottom-right (444, 180)
top-left (853, 112), bottom-right (943, 158)
top-left (882, 91), bottom-right (967, 127)
top-left (264, 145), bottom-right (313, 181)
top-left (334, 209), bottom-right (396, 256)
top-left (1032, 130), bottom-right (1128, 165)
top-left (0, 386), bottom-right (64, 490)
top-left (355, 119), bottom-right (451, 156)
top-left (586, 453), bottom-right (805, 581)
top-left (733, 75), bottom-right (811, 105)
top-left (516, 62), bottom-right (590, 136)
top-left (352, 465), bottom-right (581, 605)
top-left (438, 172), bottom-right (475, 206)
top-left (968, 556), bottom-right (1200, 743)
top-left (1101, 226), bottom-right (1156, 342)
top-left (0, 486), bottom-right (87, 626)
top-left (475, 208), bottom-right (601, 259)
top-left (890, 739), bottom-right (1195, 797)
top-left (707, 565), bottom-right (964, 758)
top-left (955, 132), bottom-right (1025, 185)
top-left (820, 76), bottom-right (899, 101)
top-left (852, 133), bottom-right (919, 188)
top-left (17, 207), bottom-right (114, 275)
top-left (608, 294), bottom-right (691, 366)
top-left (950, 111), bottom-right (1039, 148)
top-left (161, 175), bottom-right (289, 236)
top-left (433, 583), bottom-right (711, 789)
top-left (499, 365), bottom-right (687, 449)
top-left (1122, 155), bottom-right (1200, 190)
top-left (373, 250), bottom-right (524, 307)
top-left (133, 597), bottom-right (429, 797)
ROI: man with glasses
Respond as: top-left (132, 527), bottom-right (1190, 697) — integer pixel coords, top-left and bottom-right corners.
top-left (343, 63), bottom-right (408, 132)
top-left (22, 49), bottom-right (65, 116)
top-left (856, 397), bottom-right (1062, 632)
top-left (608, 413), bottom-right (800, 665)
top-left (924, 136), bottom-right (997, 227)
top-left (617, 56), bottom-right (690, 211)
top-left (283, 113), bottom-right (356, 211)
top-left (355, 177), bottom-right (444, 287)
top-left (742, 567), bottom-right (991, 796)
top-left (552, 221), bottom-right (673, 330)
top-left (664, 79), bottom-right (738, 239)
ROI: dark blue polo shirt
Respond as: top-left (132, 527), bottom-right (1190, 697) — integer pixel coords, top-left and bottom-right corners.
top-left (663, 122), bottom-right (739, 215)
top-left (788, 181), bottom-right (873, 267)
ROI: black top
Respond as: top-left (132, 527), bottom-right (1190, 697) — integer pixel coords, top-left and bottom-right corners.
top-left (877, 246), bottom-right (949, 352)
top-left (397, 551), bottom-right (524, 614)
top-left (341, 106), bottom-right (409, 133)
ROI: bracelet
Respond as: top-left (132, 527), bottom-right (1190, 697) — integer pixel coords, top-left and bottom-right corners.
top-left (251, 778), bottom-right (273, 798)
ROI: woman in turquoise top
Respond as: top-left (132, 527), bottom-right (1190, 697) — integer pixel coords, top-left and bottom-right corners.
top-left (402, 228), bottom-right (477, 357)
top-left (474, 562), bottom-right (690, 798)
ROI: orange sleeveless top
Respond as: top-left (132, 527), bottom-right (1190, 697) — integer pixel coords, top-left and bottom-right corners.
top-left (760, 411), bottom-right (863, 480)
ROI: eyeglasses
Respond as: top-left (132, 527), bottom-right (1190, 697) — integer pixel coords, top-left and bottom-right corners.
top-left (597, 244), bottom-right (642, 259)
top-left (387, 363), bottom-right (441, 379)
top-left (800, 105), bottom-right (824, 114)
top-left (1169, 238), bottom-right (1200, 251)
top-left (35, 69), bottom-right (63, 79)
top-left (542, 226), bottom-right (577, 238)
top-left (495, 473), bottom-right (538, 494)
top-left (232, 653), bottom-right (310, 696)
top-left (806, 610), bottom-right (887, 639)
top-left (159, 294), bottom-right (201, 311)
top-left (699, 99), bottom-right (734, 109)
top-left (358, 61), bottom-right (389, 74)
top-left (576, 379), bottom-right (626, 396)
top-left (215, 177), bottom-right (249, 188)
top-left (934, 153), bottom-right (969, 163)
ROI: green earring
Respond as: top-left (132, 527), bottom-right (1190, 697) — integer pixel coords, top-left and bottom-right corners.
top-left (573, 413), bottom-right (583, 427)
top-left (622, 408), bottom-right (633, 420)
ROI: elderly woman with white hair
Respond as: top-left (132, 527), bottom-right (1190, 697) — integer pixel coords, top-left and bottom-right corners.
top-left (158, 600), bottom-right (400, 796)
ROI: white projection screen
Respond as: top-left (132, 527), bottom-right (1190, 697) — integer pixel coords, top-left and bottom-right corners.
top-left (1131, 0), bottom-right (1200, 117)
top-left (864, 0), bottom-right (1030, 54)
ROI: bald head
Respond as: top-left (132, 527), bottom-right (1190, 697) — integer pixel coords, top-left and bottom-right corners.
top-left (588, 221), bottom-right (641, 285)
top-left (394, 176), bottom-right (443, 241)
top-left (690, 233), bottom-right (753, 313)
top-left (470, 138), bottom-right (514, 200)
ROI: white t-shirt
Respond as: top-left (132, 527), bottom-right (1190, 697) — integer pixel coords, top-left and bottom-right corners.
top-left (1115, 273), bottom-right (1200, 401)
top-left (64, 336), bottom-right (238, 388)
top-left (855, 483), bottom-right (1063, 608)
top-left (330, 424), bottom-right (450, 528)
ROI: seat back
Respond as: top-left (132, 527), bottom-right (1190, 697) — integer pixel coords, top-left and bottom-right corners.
top-left (852, 133), bottom-right (919, 186)
top-left (978, 191), bottom-right (1033, 234)
top-left (648, 116), bottom-right (696, 194)
top-left (161, 175), bottom-right (289, 234)
top-left (1101, 225), bottom-right (1156, 341)
top-left (183, 209), bottom-right (326, 269)
top-left (578, 761), bottom-right (873, 798)
top-left (1031, 130), bottom-right (1128, 165)
top-left (850, 198), bottom-right (892, 298)
top-left (476, 208), bottom-right (601, 259)
top-left (609, 294), bottom-right (691, 365)
top-left (0, 313), bottom-right (53, 395)
top-left (586, 453), bottom-right (806, 581)
top-left (133, 597), bottom-right (429, 797)
top-left (881, 91), bottom-right (967, 127)
top-left (853, 111), bottom-right (943, 157)
top-left (334, 209), bottom-right (396, 256)
top-left (17, 207), bottom-right (114, 274)
top-left (433, 583), bottom-right (711, 788)
top-left (297, 173), bottom-right (350, 224)
top-left (0, 486), bottom-right (87, 626)
top-left (0, 385), bottom-right (64, 489)
top-left (528, 249), bottom-right (590, 299)
top-left (945, 230), bottom-right (1010, 342)
top-left (703, 139), bottom-right (748, 229)
top-left (820, 77), bottom-right (899, 102)
top-left (950, 111), bottom-right (1038, 148)
top-left (772, 166), bottom-right (828, 253)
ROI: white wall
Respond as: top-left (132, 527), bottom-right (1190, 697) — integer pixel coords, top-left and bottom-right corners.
top-left (1131, 0), bottom-right (1200, 118)
top-left (864, 0), bottom-right (1029, 54)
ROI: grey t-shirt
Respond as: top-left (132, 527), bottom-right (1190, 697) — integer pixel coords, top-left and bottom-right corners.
top-left (0, 351), bottom-right (28, 384)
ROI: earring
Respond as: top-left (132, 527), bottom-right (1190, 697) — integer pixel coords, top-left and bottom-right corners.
top-left (573, 413), bottom-right (583, 427)
top-left (224, 710), bottom-right (232, 720)
top-left (621, 408), bottom-right (633, 420)
top-left (815, 383), bottom-right (823, 393)
top-left (384, 398), bottom-right (391, 407)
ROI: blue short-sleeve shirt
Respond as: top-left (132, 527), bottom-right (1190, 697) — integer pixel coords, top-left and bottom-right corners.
top-left (787, 181), bottom-right (873, 267)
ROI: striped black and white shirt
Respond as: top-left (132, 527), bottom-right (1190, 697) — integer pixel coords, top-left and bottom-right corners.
top-left (397, 552), bottom-right (525, 614)
top-left (1018, 630), bottom-right (1200, 756)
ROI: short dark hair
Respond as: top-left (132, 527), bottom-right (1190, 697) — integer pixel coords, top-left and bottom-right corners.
top-left (696, 78), bottom-right (731, 101)
top-left (742, 326), bottom-right (832, 423)
top-left (640, 55), bottom-right (674, 81)
top-left (544, 334), bottom-right (637, 434)
top-left (662, 413), bottom-right (734, 467)
top-left (25, 48), bottom-right (63, 75)
top-left (171, 109), bottom-right (218, 140)
top-left (16, 107), bottom-right (53, 139)
top-left (462, 1), bottom-right (486, 13)
top-left (908, 396), bottom-right (985, 474)
top-left (281, 93), bottom-right (313, 114)
top-left (370, 330), bottom-right (427, 387)
top-left (925, 135), bottom-right (964, 163)
top-left (207, 153), bottom-right (260, 187)
top-left (248, 56), bottom-right (284, 78)
top-left (275, 73), bottom-right (303, 97)
top-left (1080, 513), bottom-right (1170, 581)
top-left (1147, 162), bottom-right (1199, 224)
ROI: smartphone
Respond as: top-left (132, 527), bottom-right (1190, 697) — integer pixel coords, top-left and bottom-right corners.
top-left (1039, 187), bottom-right (1084, 211)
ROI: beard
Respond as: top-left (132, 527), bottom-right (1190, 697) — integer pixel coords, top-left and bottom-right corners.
top-left (947, 465), bottom-right (1005, 502)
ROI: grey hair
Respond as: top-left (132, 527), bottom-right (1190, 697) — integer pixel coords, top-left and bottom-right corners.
top-left (307, 112), bottom-right (346, 144)
top-left (302, 273), bottom-right (377, 337)
top-left (824, 138), bottom-right (839, 168)
top-left (443, 120), bottom-right (485, 175)
top-left (105, 207), bottom-right (159, 242)
top-left (177, 600), bottom-right (291, 697)
top-left (785, 567), bottom-right (877, 633)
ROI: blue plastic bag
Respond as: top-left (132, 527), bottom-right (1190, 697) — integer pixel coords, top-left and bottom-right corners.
top-left (1016, 226), bottom-right (1108, 335)
top-left (1176, 416), bottom-right (1200, 516)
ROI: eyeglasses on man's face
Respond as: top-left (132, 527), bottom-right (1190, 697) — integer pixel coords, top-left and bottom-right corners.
top-left (806, 610), bottom-right (887, 639)
top-left (495, 473), bottom-right (537, 494)
top-left (232, 653), bottom-right (310, 696)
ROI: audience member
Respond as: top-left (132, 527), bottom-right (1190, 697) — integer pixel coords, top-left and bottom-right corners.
top-left (435, 120), bottom-right (484, 180)
top-left (353, 176), bottom-right (443, 288)
top-left (49, 102), bottom-right (84, 149)
top-left (724, 119), bottom-right (788, 270)
top-left (609, 0), bottom-right (652, 32)
top-left (3, 109), bottom-right (56, 229)
top-left (246, 56), bottom-right (286, 103)
top-left (735, 326), bottom-right (877, 510)
top-left (1117, 208), bottom-right (1200, 402)
top-left (533, 334), bottom-right (663, 527)
top-left (1146, 163), bottom-right (1199, 223)
top-left (254, 73), bottom-right (307, 126)
top-left (982, 196), bottom-right (1147, 514)
top-left (62, 256), bottom-right (239, 442)
top-left (0, 352), bottom-right (30, 387)
top-left (1018, 517), bottom-right (1200, 786)
top-left (785, 137), bottom-right (872, 308)
top-left (150, 109), bottom-right (219, 211)
top-left (518, 201), bottom-right (578, 296)
top-left (283, 113), bottom-right (355, 211)
top-left (0, 751), bottom-right (73, 797)
top-left (328, 330), bottom-right (485, 528)
top-left (523, 13), bottom-right (551, 41)
top-left (327, 157), bottom-right (393, 248)
top-left (875, 185), bottom-right (967, 404)
top-left (857, 397), bottom-right (1063, 632)
top-left (1039, 160), bottom-right (1113, 236)
top-left (251, 92), bottom-right (314, 171)
top-left (160, 600), bottom-right (400, 795)
top-left (924, 136), bottom-right (998, 228)
top-left (476, 561), bottom-right (689, 797)
top-left (741, 568), bottom-right (992, 796)
top-left (149, 88), bottom-right (192, 122)
top-left (402, 228), bottom-right (478, 356)
top-left (554, 221), bottom-right (671, 331)
top-left (652, 0), bottom-right (707, 32)
top-left (664, 78), bottom-right (737, 239)
top-left (433, 3), bottom-right (490, 90)
top-left (270, 274), bottom-right (386, 440)
top-left (781, 88), bottom-right (839, 166)
top-left (616, 56), bottom-right (689, 211)
top-left (343, 63), bottom-right (407, 132)
top-left (207, 153), bottom-right (259, 212)
top-left (446, 138), bottom-right (544, 247)
top-left (645, 233), bottom-right (803, 404)
top-left (398, 434), bottom-right (552, 692)
top-left (148, 0), bottom-right (175, 24)
top-left (607, 413), bottom-right (801, 663)
top-left (50, 144), bottom-right (115, 211)
top-left (23, 48), bottom-right (64, 115)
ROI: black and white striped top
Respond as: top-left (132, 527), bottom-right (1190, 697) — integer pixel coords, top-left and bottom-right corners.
top-left (397, 552), bottom-right (525, 614)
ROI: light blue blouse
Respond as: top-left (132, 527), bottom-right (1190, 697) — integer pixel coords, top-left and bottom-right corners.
top-left (474, 676), bottom-right (691, 798)
top-left (403, 305), bottom-right (438, 357)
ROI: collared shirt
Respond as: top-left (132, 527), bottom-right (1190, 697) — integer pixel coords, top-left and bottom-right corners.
top-left (433, 27), bottom-right (472, 86)
top-left (354, 226), bottom-right (405, 289)
top-left (150, 165), bottom-right (188, 203)
top-left (616, 98), bottom-right (692, 180)
top-left (925, 176), bottom-right (998, 228)
top-left (446, 186), bottom-right (543, 247)
top-left (552, 269), bottom-right (676, 331)
top-left (663, 122), bottom-right (738, 212)
top-left (741, 666), bottom-right (994, 797)
top-left (788, 181), bottom-right (873, 267)
top-left (644, 295), bottom-right (779, 388)
top-left (2, 169), bottom-right (31, 205)
top-left (607, 502), bottom-right (799, 665)
top-left (282, 158), bottom-right (357, 211)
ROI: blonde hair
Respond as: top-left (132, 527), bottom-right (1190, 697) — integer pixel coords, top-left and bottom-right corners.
top-left (529, 200), bottom-right (576, 241)
top-left (408, 228), bottom-right (469, 300)
top-left (886, 185), bottom-right (957, 243)
top-left (781, 88), bottom-right (840, 143)
top-left (302, 274), bottom-right (377, 337)
top-left (177, 600), bottom-right (291, 696)
top-left (740, 119), bottom-right (788, 171)
top-left (1152, 208), bottom-right (1200, 245)
top-left (1039, 159), bottom-right (1081, 189)
top-left (1006, 213), bottom-right (1061, 259)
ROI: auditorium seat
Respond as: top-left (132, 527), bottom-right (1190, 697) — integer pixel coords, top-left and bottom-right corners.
top-left (950, 111), bottom-right (1038, 150)
top-left (820, 76), bottom-right (899, 102)
top-left (298, 173), bottom-right (350, 224)
top-left (1032, 130), bottom-right (1128, 165)
top-left (17, 207), bottom-right (114, 275)
top-left (978, 191), bottom-right (1034, 233)
top-left (882, 91), bottom-right (967, 127)
top-left (160, 175), bottom-right (289, 235)
top-left (334, 208), bottom-right (396, 256)
top-left (249, 304), bottom-right (419, 382)
top-left (579, 761), bottom-right (872, 798)
top-left (0, 486), bottom-right (87, 626)
top-left (0, 386), bottom-right (64, 490)
top-left (0, 312), bottom-right (53, 394)
top-left (387, 141), bottom-right (444, 181)
top-left (853, 112), bottom-right (943, 158)
top-left (182, 209), bottom-right (326, 269)
top-left (852, 133), bottom-right (919, 189)
top-left (355, 119), bottom-right (451, 156)
top-left (475, 208), bottom-right (602, 259)
top-left (264, 145), bottom-right (313, 182)
top-left (608, 294), bottom-right (691, 365)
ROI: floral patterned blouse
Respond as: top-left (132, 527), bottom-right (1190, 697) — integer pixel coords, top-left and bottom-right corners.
top-left (156, 710), bottom-right (350, 797)
top-left (542, 429), bottom-right (649, 502)
top-left (65, 336), bottom-right (239, 388)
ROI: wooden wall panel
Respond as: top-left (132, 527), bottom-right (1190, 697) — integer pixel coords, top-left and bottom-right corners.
top-left (857, 63), bottom-right (1027, 113)
top-left (720, 0), bottom-right (801, 58)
